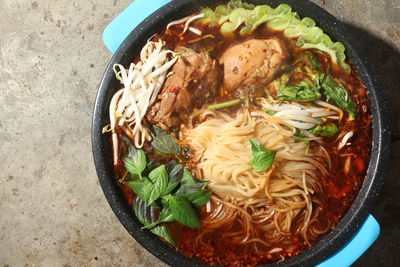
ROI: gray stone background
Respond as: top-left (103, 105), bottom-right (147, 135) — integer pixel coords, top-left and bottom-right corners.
top-left (0, 0), bottom-right (399, 266)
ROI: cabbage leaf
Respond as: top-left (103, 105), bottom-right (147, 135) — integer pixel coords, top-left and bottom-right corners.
top-left (201, 0), bottom-right (351, 73)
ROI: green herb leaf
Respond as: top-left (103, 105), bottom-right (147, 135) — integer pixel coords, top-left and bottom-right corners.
top-left (143, 165), bottom-right (169, 206)
top-left (183, 190), bottom-right (212, 207)
top-left (277, 85), bottom-right (321, 102)
top-left (307, 51), bottom-right (321, 70)
top-left (143, 160), bottom-right (161, 177)
top-left (321, 76), bottom-right (357, 118)
top-left (320, 122), bottom-right (339, 137)
top-left (162, 195), bottom-right (200, 228)
top-left (150, 225), bottom-right (175, 246)
top-left (133, 197), bottom-right (175, 245)
top-left (133, 196), bottom-right (160, 225)
top-left (141, 207), bottom-right (175, 230)
top-left (175, 169), bottom-right (207, 193)
top-left (174, 169), bottom-right (211, 207)
top-left (309, 122), bottom-right (339, 137)
top-left (249, 139), bottom-right (276, 172)
top-left (163, 160), bottom-right (184, 196)
top-left (308, 125), bottom-right (322, 136)
top-left (126, 180), bottom-right (148, 201)
top-left (124, 149), bottom-right (146, 178)
top-left (151, 126), bottom-right (181, 155)
top-left (268, 73), bottom-right (290, 93)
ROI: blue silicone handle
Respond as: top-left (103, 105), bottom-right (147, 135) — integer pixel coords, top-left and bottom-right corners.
top-left (316, 215), bottom-right (380, 267)
top-left (102, 1), bottom-right (380, 266)
top-left (103, 0), bottom-right (172, 53)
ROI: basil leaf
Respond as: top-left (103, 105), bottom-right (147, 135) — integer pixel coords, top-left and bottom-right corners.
top-left (321, 76), bottom-right (357, 118)
top-left (175, 169), bottom-right (207, 195)
top-left (151, 126), bottom-right (181, 155)
top-left (249, 139), bottom-right (276, 172)
top-left (150, 225), bottom-right (175, 246)
top-left (175, 182), bottom-right (204, 196)
top-left (133, 196), bottom-right (160, 226)
top-left (162, 195), bottom-right (200, 228)
top-left (141, 207), bottom-right (175, 230)
top-left (120, 135), bottom-right (135, 154)
top-left (124, 149), bottom-right (146, 178)
top-left (144, 165), bottom-right (169, 206)
top-left (181, 168), bottom-right (208, 188)
top-left (163, 160), bottom-right (184, 196)
top-left (158, 207), bottom-right (175, 223)
top-left (126, 180), bottom-right (148, 201)
top-left (174, 168), bottom-right (211, 207)
top-left (134, 197), bottom-right (175, 246)
top-left (142, 160), bottom-right (161, 177)
top-left (184, 190), bottom-right (212, 207)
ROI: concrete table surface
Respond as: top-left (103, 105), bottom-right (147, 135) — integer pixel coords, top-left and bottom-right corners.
top-left (0, 0), bottom-right (399, 266)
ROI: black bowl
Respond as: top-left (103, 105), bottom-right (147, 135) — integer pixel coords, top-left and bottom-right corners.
top-left (92, 0), bottom-right (391, 266)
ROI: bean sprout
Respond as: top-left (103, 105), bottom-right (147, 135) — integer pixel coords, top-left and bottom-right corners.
top-left (338, 131), bottom-right (354, 150)
top-left (108, 39), bottom-right (177, 165)
top-left (257, 98), bottom-right (340, 130)
top-left (183, 13), bottom-right (205, 34)
top-left (166, 15), bottom-right (192, 30)
top-left (189, 27), bottom-right (202, 36)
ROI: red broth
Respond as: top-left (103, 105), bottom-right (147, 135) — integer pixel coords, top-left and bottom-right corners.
top-left (111, 14), bottom-right (372, 267)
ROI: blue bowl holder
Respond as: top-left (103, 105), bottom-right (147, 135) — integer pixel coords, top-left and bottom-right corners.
top-left (102, 1), bottom-right (380, 266)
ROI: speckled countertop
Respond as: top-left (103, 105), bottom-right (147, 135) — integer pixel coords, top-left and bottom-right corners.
top-left (0, 0), bottom-right (399, 266)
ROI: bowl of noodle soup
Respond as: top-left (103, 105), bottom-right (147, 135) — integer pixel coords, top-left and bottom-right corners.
top-left (92, 0), bottom-right (391, 266)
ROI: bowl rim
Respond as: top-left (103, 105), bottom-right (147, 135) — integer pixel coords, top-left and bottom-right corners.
top-left (92, 0), bottom-right (391, 266)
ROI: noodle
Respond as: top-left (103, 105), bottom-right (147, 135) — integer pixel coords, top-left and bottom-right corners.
top-left (182, 108), bottom-right (331, 251)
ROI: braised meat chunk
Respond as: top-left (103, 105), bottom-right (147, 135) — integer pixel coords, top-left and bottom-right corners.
top-left (148, 46), bottom-right (221, 130)
top-left (219, 38), bottom-right (288, 90)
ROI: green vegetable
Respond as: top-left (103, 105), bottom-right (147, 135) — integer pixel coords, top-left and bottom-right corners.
top-left (151, 126), bottom-right (181, 155)
top-left (162, 195), bottom-right (200, 228)
top-left (176, 169), bottom-right (208, 192)
top-left (201, 0), bottom-right (350, 72)
top-left (307, 51), bottom-right (321, 70)
top-left (150, 225), bottom-right (175, 245)
top-left (124, 146), bottom-right (211, 245)
top-left (141, 207), bottom-right (175, 230)
top-left (264, 108), bottom-right (277, 116)
top-left (183, 190), bottom-right (212, 207)
top-left (144, 165), bottom-right (169, 205)
top-left (269, 73), bottom-right (290, 92)
top-left (249, 139), bottom-right (276, 172)
top-left (125, 164), bottom-right (169, 205)
top-left (126, 180), bottom-right (148, 201)
top-left (309, 122), bottom-right (339, 137)
top-left (162, 160), bottom-right (184, 196)
top-left (208, 99), bottom-right (241, 110)
top-left (134, 197), bottom-right (175, 245)
top-left (294, 129), bottom-right (307, 139)
top-left (124, 149), bottom-right (146, 179)
top-left (201, 0), bottom-right (254, 26)
top-left (293, 130), bottom-right (311, 154)
top-left (320, 76), bottom-right (357, 118)
top-left (175, 169), bottom-right (211, 207)
top-left (277, 85), bottom-right (321, 102)
top-left (298, 34), bottom-right (349, 73)
top-left (220, 8), bottom-right (253, 36)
